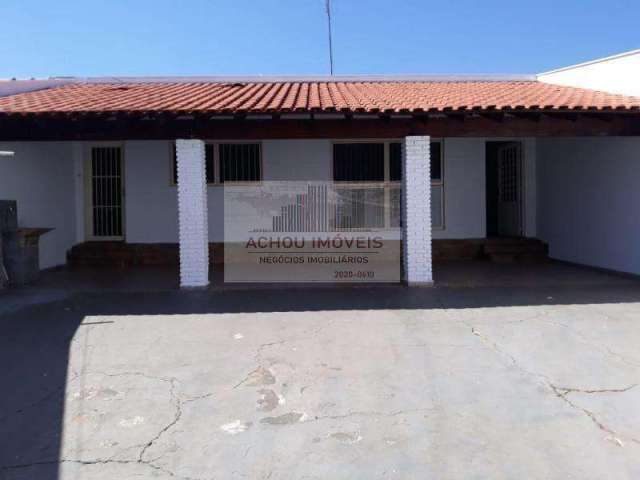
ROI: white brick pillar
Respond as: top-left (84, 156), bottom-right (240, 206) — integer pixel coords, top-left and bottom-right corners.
top-left (176, 139), bottom-right (209, 287)
top-left (402, 136), bottom-right (433, 286)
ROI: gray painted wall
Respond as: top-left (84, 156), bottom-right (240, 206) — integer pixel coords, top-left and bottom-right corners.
top-left (0, 142), bottom-right (77, 268)
top-left (537, 137), bottom-right (640, 275)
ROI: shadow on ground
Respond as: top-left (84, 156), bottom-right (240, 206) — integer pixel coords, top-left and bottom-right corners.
top-left (1, 260), bottom-right (640, 479)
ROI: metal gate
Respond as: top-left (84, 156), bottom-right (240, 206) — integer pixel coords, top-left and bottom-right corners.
top-left (497, 142), bottom-right (522, 237)
top-left (87, 146), bottom-right (124, 240)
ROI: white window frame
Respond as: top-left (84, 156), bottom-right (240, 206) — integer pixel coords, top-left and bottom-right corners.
top-left (330, 139), bottom-right (445, 230)
top-left (170, 140), bottom-right (263, 186)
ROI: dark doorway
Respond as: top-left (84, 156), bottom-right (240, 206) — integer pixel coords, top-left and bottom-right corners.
top-left (486, 141), bottom-right (523, 237)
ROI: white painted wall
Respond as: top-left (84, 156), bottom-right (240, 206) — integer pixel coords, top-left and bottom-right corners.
top-left (537, 137), bottom-right (640, 275)
top-left (125, 141), bottom-right (179, 242)
top-left (124, 139), bottom-right (332, 243)
top-left (433, 138), bottom-right (486, 239)
top-left (0, 137), bottom-right (539, 271)
top-left (0, 142), bottom-right (77, 268)
top-left (123, 138), bottom-right (490, 243)
top-left (538, 50), bottom-right (640, 97)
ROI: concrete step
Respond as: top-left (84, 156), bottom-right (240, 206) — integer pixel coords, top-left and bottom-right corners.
top-left (488, 252), bottom-right (549, 264)
top-left (484, 243), bottom-right (548, 255)
top-left (67, 242), bottom-right (225, 267)
top-left (484, 237), bottom-right (549, 264)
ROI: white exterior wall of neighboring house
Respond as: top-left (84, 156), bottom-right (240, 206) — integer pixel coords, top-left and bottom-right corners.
top-left (0, 141), bottom-right (78, 269)
top-left (538, 50), bottom-right (640, 97)
top-left (537, 137), bottom-right (640, 275)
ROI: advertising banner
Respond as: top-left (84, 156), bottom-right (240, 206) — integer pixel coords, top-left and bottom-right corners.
top-left (224, 182), bottom-right (401, 283)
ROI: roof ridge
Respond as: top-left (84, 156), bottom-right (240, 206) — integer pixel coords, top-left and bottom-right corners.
top-left (41, 74), bottom-right (538, 84)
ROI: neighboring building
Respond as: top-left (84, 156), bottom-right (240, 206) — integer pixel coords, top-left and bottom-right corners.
top-left (1, 51), bottom-right (639, 286)
top-left (538, 49), bottom-right (640, 96)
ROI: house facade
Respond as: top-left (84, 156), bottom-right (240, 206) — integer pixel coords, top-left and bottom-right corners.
top-left (1, 51), bottom-right (640, 286)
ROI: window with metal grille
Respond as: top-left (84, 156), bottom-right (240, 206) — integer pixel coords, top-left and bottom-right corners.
top-left (219, 143), bottom-right (261, 183)
top-left (333, 143), bottom-right (385, 182)
top-left (172, 143), bottom-right (256, 184)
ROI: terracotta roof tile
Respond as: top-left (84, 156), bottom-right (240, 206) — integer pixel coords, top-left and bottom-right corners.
top-left (1, 81), bottom-right (639, 115)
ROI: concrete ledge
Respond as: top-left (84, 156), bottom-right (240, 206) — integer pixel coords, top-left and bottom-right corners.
top-left (406, 280), bottom-right (435, 287)
top-left (180, 283), bottom-right (209, 290)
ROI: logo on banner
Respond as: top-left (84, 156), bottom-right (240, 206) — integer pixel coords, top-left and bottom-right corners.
top-left (224, 182), bottom-right (401, 283)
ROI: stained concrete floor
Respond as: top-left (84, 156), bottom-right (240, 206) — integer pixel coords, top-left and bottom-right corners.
top-left (1, 261), bottom-right (640, 479)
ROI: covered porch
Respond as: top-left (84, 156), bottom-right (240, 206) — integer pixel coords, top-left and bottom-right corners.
top-left (1, 80), bottom-right (640, 288)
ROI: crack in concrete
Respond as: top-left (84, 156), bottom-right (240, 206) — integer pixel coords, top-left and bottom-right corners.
top-left (550, 384), bottom-right (640, 446)
top-left (467, 324), bottom-right (551, 384)
top-left (182, 392), bottom-right (215, 403)
top-left (251, 322), bottom-right (331, 364)
top-left (309, 407), bottom-right (433, 422)
top-left (554, 384), bottom-right (639, 395)
top-left (1, 370), bottom-right (208, 480)
top-left (544, 317), bottom-right (640, 368)
top-left (460, 314), bottom-right (640, 449)
top-left (138, 378), bottom-right (181, 463)
top-left (0, 458), bottom-right (199, 480)
top-left (233, 366), bottom-right (276, 389)
top-left (0, 372), bottom-right (80, 423)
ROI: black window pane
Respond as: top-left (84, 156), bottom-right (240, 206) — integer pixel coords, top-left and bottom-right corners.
top-left (219, 144), bottom-right (261, 183)
top-left (430, 142), bottom-right (442, 181)
top-left (389, 142), bottom-right (402, 181)
top-left (333, 143), bottom-right (384, 182)
top-left (205, 144), bottom-right (215, 183)
top-left (172, 143), bottom-right (178, 184)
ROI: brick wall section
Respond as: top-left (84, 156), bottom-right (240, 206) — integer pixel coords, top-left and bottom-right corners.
top-left (402, 136), bottom-right (433, 285)
top-left (176, 139), bottom-right (209, 287)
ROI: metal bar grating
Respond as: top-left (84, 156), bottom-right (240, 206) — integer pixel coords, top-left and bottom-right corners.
top-left (219, 143), bottom-right (261, 183)
top-left (91, 146), bottom-right (123, 238)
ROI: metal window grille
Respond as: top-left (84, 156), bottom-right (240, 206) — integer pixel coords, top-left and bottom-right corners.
top-left (333, 143), bottom-right (385, 182)
top-left (219, 143), bottom-right (261, 183)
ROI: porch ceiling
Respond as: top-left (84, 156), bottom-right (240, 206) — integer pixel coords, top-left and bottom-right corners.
top-left (1, 111), bottom-right (639, 141)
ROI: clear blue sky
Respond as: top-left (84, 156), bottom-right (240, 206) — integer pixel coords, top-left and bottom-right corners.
top-left (1, 0), bottom-right (638, 78)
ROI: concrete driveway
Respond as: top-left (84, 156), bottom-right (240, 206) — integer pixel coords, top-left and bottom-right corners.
top-left (1, 263), bottom-right (640, 479)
